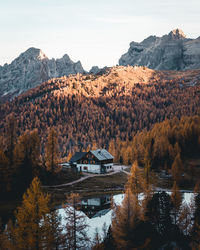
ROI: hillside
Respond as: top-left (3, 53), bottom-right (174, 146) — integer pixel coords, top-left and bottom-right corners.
top-left (119, 29), bottom-right (200, 70)
top-left (0, 66), bottom-right (200, 156)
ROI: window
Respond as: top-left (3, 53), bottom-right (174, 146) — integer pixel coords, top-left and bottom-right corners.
top-left (84, 166), bottom-right (88, 170)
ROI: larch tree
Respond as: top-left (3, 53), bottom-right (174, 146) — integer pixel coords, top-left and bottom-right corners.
top-left (0, 149), bottom-right (10, 194)
top-left (111, 188), bottom-right (148, 249)
top-left (171, 153), bottom-right (183, 184)
top-left (42, 209), bottom-right (65, 250)
top-left (125, 161), bottom-right (145, 200)
top-left (14, 129), bottom-right (41, 190)
top-left (64, 193), bottom-right (89, 250)
top-left (5, 113), bottom-right (17, 165)
top-left (13, 177), bottom-right (50, 250)
top-left (171, 181), bottom-right (182, 225)
top-left (45, 128), bottom-right (60, 173)
top-left (178, 203), bottom-right (192, 236)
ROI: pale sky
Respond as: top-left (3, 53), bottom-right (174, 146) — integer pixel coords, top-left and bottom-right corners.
top-left (0, 0), bottom-right (200, 70)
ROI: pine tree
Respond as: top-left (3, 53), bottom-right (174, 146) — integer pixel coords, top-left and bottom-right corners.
top-left (191, 193), bottom-right (200, 248)
top-left (64, 193), bottom-right (89, 250)
top-left (145, 192), bottom-right (173, 239)
top-left (13, 177), bottom-right (50, 250)
top-left (45, 128), bottom-right (60, 172)
top-left (171, 181), bottom-right (182, 225)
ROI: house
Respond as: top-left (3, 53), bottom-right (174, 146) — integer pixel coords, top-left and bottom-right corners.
top-left (69, 149), bottom-right (114, 174)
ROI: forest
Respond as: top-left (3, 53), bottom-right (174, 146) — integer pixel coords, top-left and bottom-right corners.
top-left (0, 66), bottom-right (200, 157)
top-left (0, 66), bottom-right (200, 249)
top-left (111, 116), bottom-right (200, 187)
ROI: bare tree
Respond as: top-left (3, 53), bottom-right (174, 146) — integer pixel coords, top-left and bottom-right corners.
top-left (64, 193), bottom-right (90, 250)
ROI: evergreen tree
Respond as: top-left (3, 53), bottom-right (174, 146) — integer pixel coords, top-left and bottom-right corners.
top-left (64, 193), bottom-right (89, 250)
top-left (13, 177), bottom-right (50, 250)
top-left (191, 193), bottom-right (200, 248)
top-left (45, 128), bottom-right (60, 172)
top-left (145, 192), bottom-right (173, 241)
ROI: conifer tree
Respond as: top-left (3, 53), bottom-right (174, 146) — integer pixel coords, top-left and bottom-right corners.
top-left (111, 188), bottom-right (143, 249)
top-left (0, 149), bottom-right (10, 194)
top-left (171, 153), bottom-right (183, 184)
top-left (178, 203), bottom-right (192, 235)
top-left (191, 193), bottom-right (200, 248)
top-left (13, 177), bottom-right (50, 250)
top-left (125, 161), bottom-right (144, 199)
top-left (14, 129), bottom-right (41, 190)
top-left (45, 128), bottom-right (60, 172)
top-left (5, 113), bottom-right (17, 165)
top-left (43, 209), bottom-right (64, 250)
top-left (171, 181), bottom-right (182, 225)
top-left (64, 193), bottom-right (89, 250)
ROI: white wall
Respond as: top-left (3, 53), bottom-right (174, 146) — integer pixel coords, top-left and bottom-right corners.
top-left (77, 164), bottom-right (101, 174)
top-left (104, 163), bottom-right (113, 172)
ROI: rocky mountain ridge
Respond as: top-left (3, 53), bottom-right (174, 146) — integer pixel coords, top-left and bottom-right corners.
top-left (119, 29), bottom-right (200, 71)
top-left (0, 47), bottom-right (84, 101)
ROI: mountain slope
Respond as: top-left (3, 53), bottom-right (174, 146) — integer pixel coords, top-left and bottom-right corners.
top-left (0, 66), bottom-right (200, 156)
top-left (119, 29), bottom-right (200, 70)
top-left (0, 47), bottom-right (84, 101)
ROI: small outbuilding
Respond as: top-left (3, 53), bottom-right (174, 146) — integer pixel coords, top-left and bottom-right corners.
top-left (69, 149), bottom-right (114, 174)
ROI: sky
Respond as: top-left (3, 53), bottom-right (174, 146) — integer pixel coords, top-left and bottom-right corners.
top-left (0, 0), bottom-right (200, 70)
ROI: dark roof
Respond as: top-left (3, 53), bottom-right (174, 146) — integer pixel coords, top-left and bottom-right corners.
top-left (70, 152), bottom-right (87, 163)
top-left (90, 149), bottom-right (114, 161)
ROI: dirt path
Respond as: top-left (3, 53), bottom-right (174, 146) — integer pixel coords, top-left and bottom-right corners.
top-left (43, 169), bottom-right (122, 188)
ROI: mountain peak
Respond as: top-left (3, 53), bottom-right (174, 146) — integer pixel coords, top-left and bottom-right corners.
top-left (21, 47), bottom-right (48, 60)
top-left (168, 28), bottom-right (186, 39)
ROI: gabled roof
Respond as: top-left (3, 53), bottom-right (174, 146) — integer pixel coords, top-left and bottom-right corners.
top-left (90, 149), bottom-right (114, 161)
top-left (70, 152), bottom-right (87, 163)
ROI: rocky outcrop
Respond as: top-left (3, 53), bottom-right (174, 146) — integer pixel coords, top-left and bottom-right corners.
top-left (119, 29), bottom-right (200, 70)
top-left (0, 47), bottom-right (85, 101)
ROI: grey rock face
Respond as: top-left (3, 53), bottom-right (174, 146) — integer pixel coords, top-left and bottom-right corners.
top-left (0, 47), bottom-right (85, 100)
top-left (119, 29), bottom-right (200, 70)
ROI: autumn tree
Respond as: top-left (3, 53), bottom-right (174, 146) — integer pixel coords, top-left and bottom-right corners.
top-left (13, 177), bottom-right (50, 250)
top-left (126, 161), bottom-right (145, 199)
top-left (14, 129), bottom-right (41, 190)
top-left (5, 113), bottom-right (17, 165)
top-left (64, 193), bottom-right (89, 250)
top-left (45, 128), bottom-right (60, 172)
top-left (178, 203), bottom-right (192, 236)
top-left (0, 149), bottom-right (10, 194)
top-left (43, 209), bottom-right (65, 250)
top-left (171, 153), bottom-right (183, 184)
top-left (111, 188), bottom-right (151, 249)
